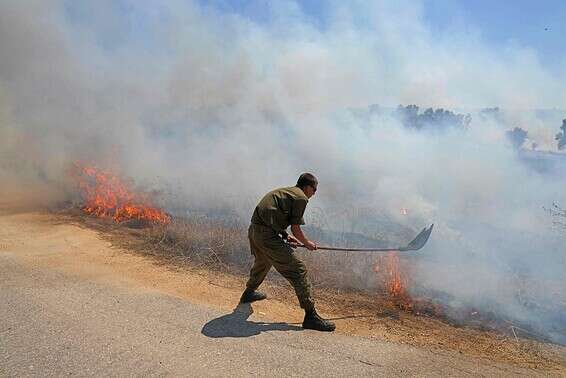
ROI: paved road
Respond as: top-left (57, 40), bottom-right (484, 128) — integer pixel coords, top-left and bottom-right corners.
top-left (0, 213), bottom-right (539, 377)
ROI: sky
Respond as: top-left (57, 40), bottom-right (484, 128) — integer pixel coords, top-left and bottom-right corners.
top-left (63, 1), bottom-right (566, 78)
top-left (200, 0), bottom-right (566, 74)
top-left (422, 0), bottom-right (566, 72)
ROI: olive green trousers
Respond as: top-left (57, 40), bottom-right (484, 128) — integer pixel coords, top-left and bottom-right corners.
top-left (245, 224), bottom-right (314, 312)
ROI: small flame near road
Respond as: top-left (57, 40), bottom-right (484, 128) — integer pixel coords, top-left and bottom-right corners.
top-left (72, 163), bottom-right (171, 224)
top-left (374, 251), bottom-right (412, 310)
top-left (373, 249), bottom-right (479, 321)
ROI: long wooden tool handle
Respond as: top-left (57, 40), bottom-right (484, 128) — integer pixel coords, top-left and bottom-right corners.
top-left (296, 245), bottom-right (400, 252)
top-left (294, 223), bottom-right (433, 253)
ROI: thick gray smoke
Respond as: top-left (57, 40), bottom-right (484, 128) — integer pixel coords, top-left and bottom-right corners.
top-left (1, 1), bottom-right (565, 343)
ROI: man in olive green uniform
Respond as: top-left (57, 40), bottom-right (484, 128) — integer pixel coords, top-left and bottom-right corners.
top-left (240, 173), bottom-right (335, 332)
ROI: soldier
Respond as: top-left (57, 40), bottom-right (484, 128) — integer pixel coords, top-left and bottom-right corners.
top-left (240, 173), bottom-right (335, 332)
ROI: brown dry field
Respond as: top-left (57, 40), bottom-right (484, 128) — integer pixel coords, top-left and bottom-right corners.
top-left (3, 208), bottom-right (565, 373)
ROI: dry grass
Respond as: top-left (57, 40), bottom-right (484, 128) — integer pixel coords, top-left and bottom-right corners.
top-left (141, 218), bottom-right (249, 271)
top-left (64, 210), bottom-right (560, 326)
top-left (98, 214), bottom-right (385, 292)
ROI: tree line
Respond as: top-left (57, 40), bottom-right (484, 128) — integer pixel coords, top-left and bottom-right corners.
top-left (391, 105), bottom-right (565, 151)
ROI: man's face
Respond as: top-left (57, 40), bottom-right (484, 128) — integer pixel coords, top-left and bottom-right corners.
top-left (304, 183), bottom-right (317, 199)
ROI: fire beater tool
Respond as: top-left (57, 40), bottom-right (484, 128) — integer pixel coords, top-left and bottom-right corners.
top-left (296, 224), bottom-right (434, 253)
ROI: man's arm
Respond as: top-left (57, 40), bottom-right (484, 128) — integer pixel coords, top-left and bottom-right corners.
top-left (290, 224), bottom-right (317, 251)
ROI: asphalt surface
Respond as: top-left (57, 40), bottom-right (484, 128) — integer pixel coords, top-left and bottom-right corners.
top-left (0, 213), bottom-right (541, 377)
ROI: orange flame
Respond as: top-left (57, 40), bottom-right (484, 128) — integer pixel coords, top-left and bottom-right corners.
top-left (375, 251), bottom-right (412, 310)
top-left (73, 163), bottom-right (171, 224)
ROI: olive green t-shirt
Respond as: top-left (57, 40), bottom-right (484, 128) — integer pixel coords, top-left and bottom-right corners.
top-left (250, 186), bottom-right (309, 233)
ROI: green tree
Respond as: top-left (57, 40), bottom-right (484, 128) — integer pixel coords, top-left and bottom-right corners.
top-left (555, 119), bottom-right (566, 150)
top-left (506, 127), bottom-right (528, 149)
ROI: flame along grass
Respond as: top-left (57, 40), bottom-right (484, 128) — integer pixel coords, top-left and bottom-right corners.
top-left (73, 163), bottom-right (171, 224)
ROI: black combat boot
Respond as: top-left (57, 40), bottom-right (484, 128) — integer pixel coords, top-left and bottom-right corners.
top-left (302, 309), bottom-right (336, 332)
top-left (240, 289), bottom-right (267, 303)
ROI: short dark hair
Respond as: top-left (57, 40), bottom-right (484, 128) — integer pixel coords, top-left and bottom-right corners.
top-left (296, 173), bottom-right (318, 189)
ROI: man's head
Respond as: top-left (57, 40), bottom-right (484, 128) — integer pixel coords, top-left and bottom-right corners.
top-left (296, 173), bottom-right (318, 198)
